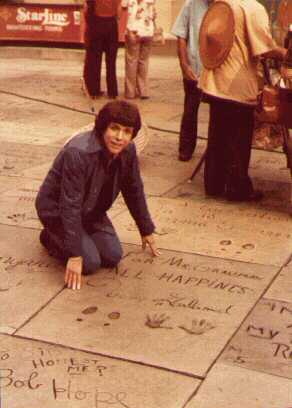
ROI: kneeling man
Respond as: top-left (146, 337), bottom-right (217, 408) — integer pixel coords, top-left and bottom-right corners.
top-left (35, 100), bottom-right (159, 290)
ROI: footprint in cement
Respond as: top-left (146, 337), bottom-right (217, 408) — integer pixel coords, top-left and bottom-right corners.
top-left (242, 243), bottom-right (255, 250)
top-left (220, 240), bottom-right (232, 246)
top-left (108, 312), bottom-right (120, 320)
top-left (82, 306), bottom-right (98, 315)
top-left (103, 312), bottom-right (120, 327)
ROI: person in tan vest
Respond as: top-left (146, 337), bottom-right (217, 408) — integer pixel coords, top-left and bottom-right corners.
top-left (199, 0), bottom-right (287, 201)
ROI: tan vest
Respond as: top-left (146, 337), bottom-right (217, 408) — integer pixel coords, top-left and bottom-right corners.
top-left (199, 0), bottom-right (276, 105)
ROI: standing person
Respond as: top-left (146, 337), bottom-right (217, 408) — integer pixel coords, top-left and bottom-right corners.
top-left (83, 0), bottom-right (121, 99)
top-left (171, 0), bottom-right (209, 162)
top-left (122, 0), bottom-right (156, 99)
top-left (277, 0), bottom-right (292, 46)
top-left (199, 0), bottom-right (287, 201)
top-left (35, 100), bottom-right (160, 291)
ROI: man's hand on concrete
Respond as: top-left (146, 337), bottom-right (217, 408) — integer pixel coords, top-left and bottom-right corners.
top-left (141, 234), bottom-right (161, 257)
top-left (65, 256), bottom-right (83, 290)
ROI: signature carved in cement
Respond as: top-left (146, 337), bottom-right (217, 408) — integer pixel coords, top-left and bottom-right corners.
top-left (7, 213), bottom-right (38, 223)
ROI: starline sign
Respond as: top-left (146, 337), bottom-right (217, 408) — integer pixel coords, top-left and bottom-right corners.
top-left (16, 7), bottom-right (70, 27)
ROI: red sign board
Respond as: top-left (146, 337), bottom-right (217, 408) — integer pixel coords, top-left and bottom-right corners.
top-left (0, 3), bottom-right (84, 43)
top-left (0, 3), bottom-right (127, 43)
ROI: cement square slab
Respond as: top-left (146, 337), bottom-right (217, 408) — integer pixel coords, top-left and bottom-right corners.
top-left (0, 60), bottom-right (184, 120)
top-left (0, 334), bottom-right (199, 408)
top-left (165, 170), bottom-right (212, 202)
top-left (265, 263), bottom-right (292, 302)
top-left (18, 246), bottom-right (278, 377)
top-left (0, 225), bottom-right (64, 334)
top-left (185, 363), bottom-right (292, 408)
top-left (0, 58), bottom-right (208, 145)
top-left (220, 298), bottom-right (292, 379)
top-left (167, 177), bottom-right (292, 213)
top-left (252, 178), bottom-right (291, 212)
top-left (21, 162), bottom-right (52, 180)
top-left (112, 196), bottom-right (292, 266)
top-left (0, 177), bottom-right (127, 229)
top-left (250, 148), bottom-right (291, 183)
top-left (26, 125), bottom-right (203, 198)
top-left (0, 180), bottom-right (41, 229)
top-left (140, 135), bottom-right (207, 196)
top-left (0, 71), bottom-right (99, 116)
top-left (0, 176), bottom-right (35, 194)
top-left (0, 94), bottom-right (92, 146)
top-left (22, 123), bottom-right (192, 197)
top-left (140, 103), bottom-right (209, 139)
top-left (0, 141), bottom-right (59, 177)
top-left (59, 123), bottom-right (202, 197)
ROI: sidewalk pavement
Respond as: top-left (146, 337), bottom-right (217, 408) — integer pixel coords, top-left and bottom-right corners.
top-left (0, 46), bottom-right (292, 408)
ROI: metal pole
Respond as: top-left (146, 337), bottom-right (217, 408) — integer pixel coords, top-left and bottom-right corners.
top-left (189, 148), bottom-right (207, 181)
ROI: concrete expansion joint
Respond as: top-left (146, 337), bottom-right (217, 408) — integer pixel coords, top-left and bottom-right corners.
top-left (0, 38), bottom-right (177, 60)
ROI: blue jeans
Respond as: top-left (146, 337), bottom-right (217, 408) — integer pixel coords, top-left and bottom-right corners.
top-left (39, 221), bottom-right (123, 274)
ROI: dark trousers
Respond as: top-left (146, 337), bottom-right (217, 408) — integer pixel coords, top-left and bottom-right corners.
top-left (204, 98), bottom-right (255, 198)
top-left (40, 220), bottom-right (123, 274)
top-left (83, 16), bottom-right (119, 97)
top-left (179, 79), bottom-right (202, 157)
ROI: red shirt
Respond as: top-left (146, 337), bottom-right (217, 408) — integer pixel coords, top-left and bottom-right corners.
top-left (94, 0), bottom-right (120, 17)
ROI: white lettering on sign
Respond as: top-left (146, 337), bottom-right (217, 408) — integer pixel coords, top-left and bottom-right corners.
top-left (16, 7), bottom-right (70, 27)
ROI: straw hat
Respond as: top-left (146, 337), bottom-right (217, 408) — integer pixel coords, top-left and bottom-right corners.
top-left (199, 1), bottom-right (235, 70)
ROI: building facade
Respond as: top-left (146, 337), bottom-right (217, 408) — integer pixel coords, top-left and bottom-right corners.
top-left (0, 0), bottom-right (290, 44)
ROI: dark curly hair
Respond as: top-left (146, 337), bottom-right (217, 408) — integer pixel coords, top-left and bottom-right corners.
top-left (94, 100), bottom-right (142, 141)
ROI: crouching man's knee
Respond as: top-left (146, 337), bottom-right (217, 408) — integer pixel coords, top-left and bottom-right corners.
top-left (83, 253), bottom-right (101, 275)
top-left (102, 246), bottom-right (123, 268)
